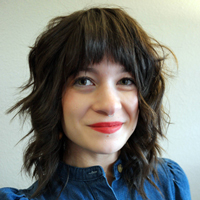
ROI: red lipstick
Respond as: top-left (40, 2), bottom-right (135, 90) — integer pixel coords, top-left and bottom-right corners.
top-left (89, 122), bottom-right (123, 134)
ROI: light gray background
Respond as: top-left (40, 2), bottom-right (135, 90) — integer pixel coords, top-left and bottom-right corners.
top-left (0, 0), bottom-right (199, 199)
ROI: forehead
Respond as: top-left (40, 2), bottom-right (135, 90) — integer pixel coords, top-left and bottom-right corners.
top-left (85, 64), bottom-right (126, 73)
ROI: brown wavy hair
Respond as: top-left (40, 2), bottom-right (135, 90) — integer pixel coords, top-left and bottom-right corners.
top-left (9, 7), bottom-right (176, 199)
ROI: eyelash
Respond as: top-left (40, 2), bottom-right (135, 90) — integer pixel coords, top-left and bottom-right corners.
top-left (118, 77), bottom-right (135, 85)
top-left (73, 76), bottom-right (93, 86)
top-left (73, 76), bottom-right (135, 86)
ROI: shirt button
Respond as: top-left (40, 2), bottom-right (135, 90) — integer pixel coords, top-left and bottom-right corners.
top-left (117, 164), bottom-right (123, 173)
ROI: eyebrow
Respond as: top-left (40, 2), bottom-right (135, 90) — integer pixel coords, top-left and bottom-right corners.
top-left (81, 66), bottom-right (128, 74)
top-left (83, 67), bottom-right (98, 74)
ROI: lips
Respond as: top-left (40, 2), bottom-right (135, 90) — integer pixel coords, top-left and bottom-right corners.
top-left (89, 122), bottom-right (123, 134)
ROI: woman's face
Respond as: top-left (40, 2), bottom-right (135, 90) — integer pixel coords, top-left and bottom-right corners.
top-left (62, 58), bottom-right (139, 156)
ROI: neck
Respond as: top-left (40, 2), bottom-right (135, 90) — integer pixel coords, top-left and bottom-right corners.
top-left (63, 142), bottom-right (120, 185)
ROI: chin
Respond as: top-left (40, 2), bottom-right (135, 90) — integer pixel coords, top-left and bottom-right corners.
top-left (92, 144), bottom-right (123, 155)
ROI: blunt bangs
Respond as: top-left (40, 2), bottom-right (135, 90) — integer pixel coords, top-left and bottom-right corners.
top-left (61, 8), bottom-right (142, 80)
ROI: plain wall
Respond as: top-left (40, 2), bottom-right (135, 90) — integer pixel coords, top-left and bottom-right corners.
top-left (0, 0), bottom-right (199, 199)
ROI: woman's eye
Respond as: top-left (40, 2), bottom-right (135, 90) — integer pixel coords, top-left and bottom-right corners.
top-left (118, 78), bottom-right (135, 86)
top-left (74, 77), bottom-right (93, 86)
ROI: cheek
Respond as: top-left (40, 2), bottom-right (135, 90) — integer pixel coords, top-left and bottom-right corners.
top-left (123, 93), bottom-right (139, 132)
top-left (62, 91), bottom-right (82, 137)
top-left (124, 92), bottom-right (139, 116)
top-left (62, 90), bottom-right (90, 122)
top-left (62, 91), bottom-right (76, 116)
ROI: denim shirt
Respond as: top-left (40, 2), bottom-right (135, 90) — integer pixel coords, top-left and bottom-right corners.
top-left (0, 158), bottom-right (191, 200)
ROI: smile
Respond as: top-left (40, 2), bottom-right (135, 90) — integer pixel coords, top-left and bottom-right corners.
top-left (89, 122), bottom-right (123, 134)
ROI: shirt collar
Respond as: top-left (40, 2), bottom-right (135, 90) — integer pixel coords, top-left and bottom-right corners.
top-left (56, 159), bottom-right (123, 182)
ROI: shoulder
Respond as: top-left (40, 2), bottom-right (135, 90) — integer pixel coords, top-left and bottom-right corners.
top-left (0, 187), bottom-right (28, 200)
top-left (0, 182), bottom-right (44, 200)
top-left (156, 158), bottom-right (191, 200)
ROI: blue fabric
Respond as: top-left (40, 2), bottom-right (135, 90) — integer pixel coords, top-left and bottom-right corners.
top-left (0, 158), bottom-right (191, 200)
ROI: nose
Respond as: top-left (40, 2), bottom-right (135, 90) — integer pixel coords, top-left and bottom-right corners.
top-left (91, 85), bottom-right (122, 116)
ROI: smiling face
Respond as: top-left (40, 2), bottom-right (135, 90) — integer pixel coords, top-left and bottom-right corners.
top-left (62, 58), bottom-right (139, 161)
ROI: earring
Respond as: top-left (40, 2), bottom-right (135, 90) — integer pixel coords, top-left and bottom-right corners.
top-left (59, 132), bottom-right (63, 140)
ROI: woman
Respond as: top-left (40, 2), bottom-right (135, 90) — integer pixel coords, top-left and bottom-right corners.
top-left (0, 7), bottom-right (191, 200)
